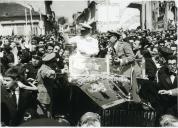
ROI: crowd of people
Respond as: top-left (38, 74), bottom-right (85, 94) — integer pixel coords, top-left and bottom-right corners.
top-left (0, 24), bottom-right (177, 126)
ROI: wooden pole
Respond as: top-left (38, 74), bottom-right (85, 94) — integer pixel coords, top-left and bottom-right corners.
top-left (25, 8), bottom-right (27, 27)
top-left (29, 7), bottom-right (34, 35)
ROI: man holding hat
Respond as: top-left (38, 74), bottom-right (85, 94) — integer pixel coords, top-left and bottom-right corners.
top-left (108, 30), bottom-right (136, 76)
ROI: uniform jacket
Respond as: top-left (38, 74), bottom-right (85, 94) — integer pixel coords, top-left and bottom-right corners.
top-left (114, 41), bottom-right (135, 65)
top-left (111, 41), bottom-right (138, 76)
top-left (36, 64), bottom-right (56, 105)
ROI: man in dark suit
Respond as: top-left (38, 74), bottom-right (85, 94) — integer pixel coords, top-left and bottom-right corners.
top-left (157, 55), bottom-right (177, 115)
top-left (1, 66), bottom-right (38, 126)
top-left (1, 86), bottom-right (17, 126)
top-left (144, 49), bottom-right (158, 81)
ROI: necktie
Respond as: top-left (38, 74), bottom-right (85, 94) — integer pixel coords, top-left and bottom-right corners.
top-left (169, 72), bottom-right (176, 76)
top-left (11, 91), bottom-right (17, 108)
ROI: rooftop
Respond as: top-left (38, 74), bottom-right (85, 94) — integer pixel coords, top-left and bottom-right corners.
top-left (0, 3), bottom-right (40, 18)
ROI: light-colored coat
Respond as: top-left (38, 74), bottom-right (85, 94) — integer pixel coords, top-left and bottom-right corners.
top-left (111, 41), bottom-right (141, 77)
top-left (36, 64), bottom-right (56, 105)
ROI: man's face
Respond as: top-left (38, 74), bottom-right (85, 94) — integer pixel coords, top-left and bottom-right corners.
top-left (171, 46), bottom-right (177, 52)
top-left (47, 46), bottom-right (53, 53)
top-left (152, 47), bottom-right (158, 56)
top-left (168, 59), bottom-right (177, 73)
top-left (38, 48), bottom-right (45, 54)
top-left (133, 40), bottom-right (140, 50)
top-left (39, 41), bottom-right (44, 46)
top-left (10, 42), bottom-right (16, 49)
top-left (4, 39), bottom-right (9, 45)
top-left (3, 77), bottom-right (15, 89)
top-left (109, 35), bottom-right (117, 44)
top-left (31, 58), bottom-right (40, 66)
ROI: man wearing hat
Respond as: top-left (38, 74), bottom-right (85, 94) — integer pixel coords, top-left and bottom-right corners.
top-left (108, 30), bottom-right (136, 76)
top-left (158, 46), bottom-right (173, 65)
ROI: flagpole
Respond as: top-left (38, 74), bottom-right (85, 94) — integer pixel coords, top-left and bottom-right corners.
top-left (39, 9), bottom-right (42, 21)
top-left (29, 7), bottom-right (33, 35)
top-left (39, 9), bottom-right (42, 35)
top-left (25, 8), bottom-right (27, 27)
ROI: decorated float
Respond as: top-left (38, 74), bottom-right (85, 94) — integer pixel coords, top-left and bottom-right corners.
top-left (66, 53), bottom-right (157, 126)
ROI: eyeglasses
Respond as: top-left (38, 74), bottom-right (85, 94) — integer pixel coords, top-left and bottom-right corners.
top-left (54, 48), bottom-right (59, 51)
top-left (168, 63), bottom-right (176, 66)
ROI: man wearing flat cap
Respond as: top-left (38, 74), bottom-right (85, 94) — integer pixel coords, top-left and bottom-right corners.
top-left (108, 30), bottom-right (136, 76)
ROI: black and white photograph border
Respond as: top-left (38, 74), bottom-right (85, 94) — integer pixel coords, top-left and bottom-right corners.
top-left (0, 0), bottom-right (178, 127)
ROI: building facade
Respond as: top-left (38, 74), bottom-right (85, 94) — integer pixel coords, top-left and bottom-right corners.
top-left (0, 1), bottom-right (55, 36)
top-left (74, 0), bottom-right (141, 32)
top-left (74, 0), bottom-right (177, 32)
top-left (131, 0), bottom-right (177, 31)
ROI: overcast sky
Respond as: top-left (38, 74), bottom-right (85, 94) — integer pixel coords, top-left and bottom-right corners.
top-left (51, 1), bottom-right (88, 23)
